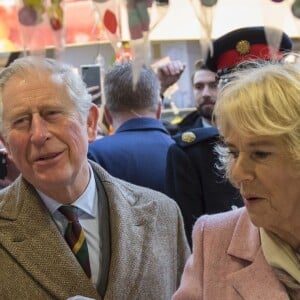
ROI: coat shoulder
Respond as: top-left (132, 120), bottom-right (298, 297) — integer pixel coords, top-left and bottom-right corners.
top-left (192, 208), bottom-right (247, 241)
top-left (173, 127), bottom-right (219, 149)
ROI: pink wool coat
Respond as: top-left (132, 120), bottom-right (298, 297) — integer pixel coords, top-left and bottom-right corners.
top-left (173, 207), bottom-right (290, 300)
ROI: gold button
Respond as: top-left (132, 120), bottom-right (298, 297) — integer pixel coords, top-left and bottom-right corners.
top-left (236, 40), bottom-right (251, 55)
top-left (181, 132), bottom-right (196, 143)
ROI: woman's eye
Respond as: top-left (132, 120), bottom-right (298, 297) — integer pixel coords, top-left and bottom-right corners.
top-left (228, 150), bottom-right (239, 159)
top-left (253, 151), bottom-right (271, 159)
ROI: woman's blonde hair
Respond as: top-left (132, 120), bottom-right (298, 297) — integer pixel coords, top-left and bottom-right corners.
top-left (214, 57), bottom-right (300, 178)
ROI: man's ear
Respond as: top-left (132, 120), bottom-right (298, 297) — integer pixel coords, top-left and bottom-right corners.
top-left (87, 104), bottom-right (100, 143)
top-left (156, 98), bottom-right (162, 120)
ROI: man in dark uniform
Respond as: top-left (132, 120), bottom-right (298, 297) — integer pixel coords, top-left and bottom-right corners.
top-left (165, 26), bottom-right (293, 245)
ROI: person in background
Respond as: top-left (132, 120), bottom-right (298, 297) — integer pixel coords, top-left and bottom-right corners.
top-left (174, 59), bottom-right (218, 134)
top-left (88, 61), bottom-right (175, 194)
top-left (0, 56), bottom-right (190, 299)
top-left (173, 57), bottom-right (300, 300)
top-left (157, 59), bottom-right (218, 135)
top-left (165, 26), bottom-right (292, 245)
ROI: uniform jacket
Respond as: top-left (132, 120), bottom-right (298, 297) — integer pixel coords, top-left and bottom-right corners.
top-left (172, 208), bottom-right (289, 300)
top-left (166, 110), bottom-right (203, 136)
top-left (88, 117), bottom-right (174, 194)
top-left (0, 161), bottom-right (190, 299)
top-left (165, 127), bottom-right (243, 245)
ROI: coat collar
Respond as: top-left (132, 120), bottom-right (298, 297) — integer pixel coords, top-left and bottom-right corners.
top-left (226, 208), bottom-right (289, 299)
top-left (116, 117), bottom-right (169, 135)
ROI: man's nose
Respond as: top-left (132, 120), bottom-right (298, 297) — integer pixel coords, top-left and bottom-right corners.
top-left (30, 115), bottom-right (50, 145)
top-left (202, 84), bottom-right (214, 97)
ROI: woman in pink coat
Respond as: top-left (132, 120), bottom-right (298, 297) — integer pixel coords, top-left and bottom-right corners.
top-left (173, 59), bottom-right (300, 300)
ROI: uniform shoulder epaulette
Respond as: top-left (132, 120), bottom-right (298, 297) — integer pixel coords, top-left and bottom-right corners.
top-left (173, 127), bottom-right (219, 148)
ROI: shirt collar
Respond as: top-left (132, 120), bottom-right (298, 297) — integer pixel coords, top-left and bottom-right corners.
top-left (37, 163), bottom-right (97, 218)
top-left (202, 117), bottom-right (213, 128)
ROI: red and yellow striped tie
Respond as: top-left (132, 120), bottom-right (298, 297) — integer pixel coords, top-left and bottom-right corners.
top-left (59, 205), bottom-right (91, 278)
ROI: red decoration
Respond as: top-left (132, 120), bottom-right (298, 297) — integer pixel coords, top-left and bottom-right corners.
top-left (103, 9), bottom-right (117, 34)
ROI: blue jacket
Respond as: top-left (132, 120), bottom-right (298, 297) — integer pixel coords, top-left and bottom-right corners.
top-left (88, 117), bottom-right (175, 194)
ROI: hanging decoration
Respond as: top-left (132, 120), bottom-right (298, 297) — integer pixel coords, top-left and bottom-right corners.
top-left (201, 0), bottom-right (217, 7)
top-left (3, 0), bottom-right (300, 59)
top-left (17, 0), bottom-right (64, 53)
top-left (292, 0), bottom-right (300, 18)
top-left (190, 0), bottom-right (217, 62)
top-left (126, 0), bottom-right (153, 40)
top-left (124, 0), bottom-right (155, 89)
top-left (95, 0), bottom-right (121, 52)
top-left (48, 0), bottom-right (63, 31)
top-left (262, 0), bottom-right (288, 57)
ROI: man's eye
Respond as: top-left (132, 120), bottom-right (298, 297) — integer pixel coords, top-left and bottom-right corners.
top-left (209, 82), bottom-right (218, 88)
top-left (12, 117), bottom-right (30, 128)
top-left (194, 84), bottom-right (204, 90)
top-left (45, 111), bottom-right (62, 118)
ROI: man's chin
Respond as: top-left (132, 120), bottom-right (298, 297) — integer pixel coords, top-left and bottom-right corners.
top-left (198, 109), bottom-right (213, 120)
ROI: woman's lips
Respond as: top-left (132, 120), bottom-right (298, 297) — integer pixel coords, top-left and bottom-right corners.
top-left (243, 194), bottom-right (264, 205)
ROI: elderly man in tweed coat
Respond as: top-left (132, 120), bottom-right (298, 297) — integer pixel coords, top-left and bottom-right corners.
top-left (0, 56), bottom-right (190, 299)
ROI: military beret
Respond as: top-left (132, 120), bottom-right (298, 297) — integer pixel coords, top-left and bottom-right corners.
top-left (206, 26), bottom-right (293, 77)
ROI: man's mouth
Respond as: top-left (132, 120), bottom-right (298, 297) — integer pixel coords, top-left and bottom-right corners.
top-left (35, 152), bottom-right (61, 162)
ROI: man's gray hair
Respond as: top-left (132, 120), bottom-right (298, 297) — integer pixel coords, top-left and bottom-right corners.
top-left (104, 61), bottom-right (161, 113)
top-left (0, 56), bottom-right (93, 131)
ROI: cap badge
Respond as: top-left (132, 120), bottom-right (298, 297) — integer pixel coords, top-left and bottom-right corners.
top-left (236, 40), bottom-right (251, 55)
top-left (181, 132), bottom-right (196, 143)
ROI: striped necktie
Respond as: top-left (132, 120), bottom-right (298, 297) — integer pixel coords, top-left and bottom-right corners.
top-left (59, 205), bottom-right (91, 278)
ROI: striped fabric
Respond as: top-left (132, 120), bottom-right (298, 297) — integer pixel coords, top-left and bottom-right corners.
top-left (59, 205), bottom-right (91, 278)
top-left (273, 267), bottom-right (300, 299)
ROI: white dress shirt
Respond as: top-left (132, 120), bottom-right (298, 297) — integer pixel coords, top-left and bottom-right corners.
top-left (37, 164), bottom-right (101, 288)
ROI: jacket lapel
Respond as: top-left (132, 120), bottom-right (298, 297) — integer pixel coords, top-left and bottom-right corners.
top-left (94, 163), bottom-right (158, 299)
top-left (0, 178), bottom-right (99, 299)
top-left (226, 210), bottom-right (289, 299)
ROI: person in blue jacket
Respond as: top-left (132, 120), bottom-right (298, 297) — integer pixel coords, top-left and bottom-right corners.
top-left (88, 61), bottom-right (175, 194)
top-left (165, 26), bottom-right (293, 245)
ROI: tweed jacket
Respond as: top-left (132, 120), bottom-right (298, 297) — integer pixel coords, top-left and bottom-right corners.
top-left (172, 208), bottom-right (289, 300)
top-left (0, 161), bottom-right (190, 300)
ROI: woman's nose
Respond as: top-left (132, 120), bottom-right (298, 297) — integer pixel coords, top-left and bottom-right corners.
top-left (231, 153), bottom-right (255, 187)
